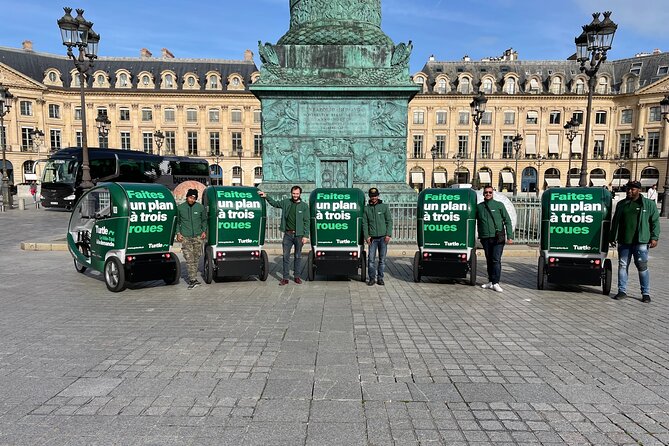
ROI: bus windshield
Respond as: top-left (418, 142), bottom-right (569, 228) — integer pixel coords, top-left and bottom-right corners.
top-left (42, 159), bottom-right (78, 184)
top-left (169, 160), bottom-right (209, 176)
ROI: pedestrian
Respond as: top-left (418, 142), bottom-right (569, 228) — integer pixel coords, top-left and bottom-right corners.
top-left (259, 186), bottom-right (310, 285)
top-left (29, 182), bottom-right (37, 203)
top-left (609, 180), bottom-right (660, 303)
top-left (362, 187), bottom-right (393, 286)
top-left (647, 183), bottom-right (658, 205)
top-left (176, 188), bottom-right (207, 289)
top-left (476, 186), bottom-right (514, 292)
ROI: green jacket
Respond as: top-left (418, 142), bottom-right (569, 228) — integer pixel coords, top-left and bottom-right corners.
top-left (265, 196), bottom-right (310, 237)
top-left (176, 201), bottom-right (207, 238)
top-left (362, 200), bottom-right (393, 239)
top-left (476, 199), bottom-right (513, 239)
top-left (610, 196), bottom-right (660, 244)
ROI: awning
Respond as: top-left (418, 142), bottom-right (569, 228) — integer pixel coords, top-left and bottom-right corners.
top-left (478, 171), bottom-right (492, 184)
top-left (411, 172), bottom-right (424, 184)
top-left (571, 134), bottom-right (582, 153)
top-left (254, 178), bottom-right (262, 184)
top-left (548, 134), bottom-right (559, 154)
top-left (24, 173), bottom-right (38, 181)
top-left (433, 172), bottom-right (447, 184)
top-left (640, 178), bottom-right (658, 187)
top-left (611, 178), bottom-right (629, 187)
top-left (591, 178), bottom-right (607, 187)
top-left (525, 134), bottom-right (536, 154)
top-left (232, 177), bottom-right (241, 184)
top-left (501, 171), bottom-right (514, 184)
top-left (545, 178), bottom-right (562, 187)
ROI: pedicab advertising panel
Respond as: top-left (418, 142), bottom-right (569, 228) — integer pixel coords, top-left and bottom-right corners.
top-left (413, 188), bottom-right (477, 284)
top-left (537, 187), bottom-right (612, 294)
top-left (202, 186), bottom-right (268, 282)
top-left (307, 188), bottom-right (366, 281)
top-left (67, 182), bottom-right (180, 292)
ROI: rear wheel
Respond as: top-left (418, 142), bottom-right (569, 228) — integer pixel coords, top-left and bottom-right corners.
top-left (203, 250), bottom-right (214, 284)
top-left (104, 257), bottom-right (126, 292)
top-left (260, 251), bottom-right (269, 281)
top-left (412, 251), bottom-right (421, 283)
top-left (74, 242), bottom-right (89, 273)
top-left (164, 255), bottom-right (181, 285)
top-left (469, 251), bottom-right (477, 286)
top-left (537, 255), bottom-right (546, 290)
top-left (602, 258), bottom-right (612, 295)
top-left (359, 251), bottom-right (367, 282)
top-left (307, 251), bottom-right (315, 281)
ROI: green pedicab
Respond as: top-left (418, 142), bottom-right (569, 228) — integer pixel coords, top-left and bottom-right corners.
top-left (202, 186), bottom-right (268, 282)
top-left (307, 188), bottom-right (366, 281)
top-left (67, 183), bottom-right (180, 292)
top-left (537, 187), bottom-right (613, 294)
top-left (413, 188), bottom-right (478, 284)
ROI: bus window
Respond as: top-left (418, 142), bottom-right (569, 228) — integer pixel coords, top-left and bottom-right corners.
top-left (170, 160), bottom-right (209, 176)
top-left (42, 159), bottom-right (78, 184)
top-left (90, 158), bottom-right (117, 180)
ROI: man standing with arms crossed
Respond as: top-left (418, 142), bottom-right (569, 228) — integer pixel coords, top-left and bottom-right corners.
top-left (259, 186), bottom-right (310, 285)
top-left (176, 189), bottom-right (207, 289)
top-left (609, 180), bottom-right (660, 303)
top-left (362, 187), bottom-right (393, 286)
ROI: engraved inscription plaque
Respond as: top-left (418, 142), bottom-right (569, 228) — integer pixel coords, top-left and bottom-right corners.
top-left (299, 102), bottom-right (370, 137)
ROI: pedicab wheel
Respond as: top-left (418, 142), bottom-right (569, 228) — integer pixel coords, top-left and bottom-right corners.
top-left (537, 254), bottom-right (546, 290)
top-left (104, 257), bottom-right (126, 292)
top-left (468, 252), bottom-right (477, 286)
top-left (165, 254), bottom-right (181, 285)
top-left (259, 251), bottom-right (269, 281)
top-left (203, 250), bottom-right (214, 284)
top-left (412, 251), bottom-right (421, 283)
top-left (74, 242), bottom-right (89, 273)
top-left (359, 251), bottom-right (367, 282)
top-left (602, 258), bottom-right (612, 295)
top-left (307, 250), bottom-right (315, 281)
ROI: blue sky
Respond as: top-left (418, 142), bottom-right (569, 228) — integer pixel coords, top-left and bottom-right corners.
top-left (1, 0), bottom-right (667, 74)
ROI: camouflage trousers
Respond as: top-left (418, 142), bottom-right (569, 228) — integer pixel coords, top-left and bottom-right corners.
top-left (181, 236), bottom-right (203, 282)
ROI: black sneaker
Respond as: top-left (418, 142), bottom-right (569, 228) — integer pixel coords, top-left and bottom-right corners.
top-left (641, 295), bottom-right (651, 303)
top-left (194, 279), bottom-right (202, 286)
top-left (377, 278), bottom-right (385, 286)
top-left (612, 291), bottom-right (626, 300)
top-left (367, 280), bottom-right (375, 286)
top-left (187, 281), bottom-right (199, 290)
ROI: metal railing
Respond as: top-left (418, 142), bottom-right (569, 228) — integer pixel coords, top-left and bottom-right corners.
top-left (265, 197), bottom-right (542, 245)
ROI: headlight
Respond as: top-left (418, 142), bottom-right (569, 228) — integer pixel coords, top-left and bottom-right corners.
top-left (65, 194), bottom-right (76, 200)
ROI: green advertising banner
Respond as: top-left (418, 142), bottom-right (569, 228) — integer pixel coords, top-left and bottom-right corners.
top-left (208, 187), bottom-right (265, 247)
top-left (125, 185), bottom-right (177, 253)
top-left (418, 189), bottom-right (477, 250)
top-left (542, 188), bottom-right (611, 254)
top-left (311, 189), bottom-right (364, 247)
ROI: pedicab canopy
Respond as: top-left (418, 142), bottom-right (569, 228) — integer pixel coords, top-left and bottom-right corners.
top-left (309, 188), bottom-right (365, 247)
top-left (540, 187), bottom-right (612, 254)
top-left (203, 186), bottom-right (266, 247)
top-left (417, 188), bottom-right (478, 250)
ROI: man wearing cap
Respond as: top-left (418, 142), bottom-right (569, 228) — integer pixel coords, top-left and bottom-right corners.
top-left (176, 189), bottom-right (207, 289)
top-left (609, 180), bottom-right (660, 303)
top-left (362, 187), bottom-right (393, 286)
top-left (259, 186), bottom-right (310, 285)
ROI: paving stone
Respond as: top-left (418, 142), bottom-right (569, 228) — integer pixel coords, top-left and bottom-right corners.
top-left (455, 383), bottom-right (515, 403)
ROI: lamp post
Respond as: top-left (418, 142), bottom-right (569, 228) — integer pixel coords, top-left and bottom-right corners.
top-left (430, 144), bottom-right (437, 188)
top-left (58, 7), bottom-right (100, 190)
top-left (563, 118), bottom-right (580, 186)
top-left (470, 91), bottom-right (487, 189)
top-left (153, 130), bottom-right (164, 156)
top-left (452, 154), bottom-right (465, 184)
top-left (0, 85), bottom-right (14, 209)
top-left (238, 145), bottom-right (243, 186)
top-left (574, 11), bottom-right (617, 187)
top-left (95, 111), bottom-right (110, 148)
top-left (631, 134), bottom-right (645, 180)
top-left (512, 133), bottom-right (523, 196)
top-left (660, 95), bottom-right (669, 217)
top-left (534, 155), bottom-right (546, 194)
top-left (29, 128), bottom-right (45, 152)
top-left (213, 152), bottom-right (223, 185)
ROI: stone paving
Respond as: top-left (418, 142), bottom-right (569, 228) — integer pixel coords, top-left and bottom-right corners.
top-left (1, 208), bottom-right (668, 445)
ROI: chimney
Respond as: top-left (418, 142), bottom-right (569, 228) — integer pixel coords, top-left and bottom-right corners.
top-left (654, 48), bottom-right (662, 54)
top-left (161, 48), bottom-right (174, 59)
top-left (244, 49), bottom-right (254, 62)
top-left (429, 54), bottom-right (435, 62)
top-left (140, 48), bottom-right (152, 58)
top-left (22, 40), bottom-right (33, 51)
top-left (462, 55), bottom-right (471, 62)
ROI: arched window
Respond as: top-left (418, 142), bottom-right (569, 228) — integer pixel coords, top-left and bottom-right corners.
top-left (437, 79), bottom-right (447, 94)
top-left (529, 78), bottom-right (540, 94)
top-left (596, 77), bottom-right (608, 94)
top-left (504, 78), bottom-right (516, 94)
top-left (459, 77), bottom-right (470, 94)
top-left (165, 74), bottom-right (174, 88)
top-left (625, 77), bottom-right (635, 93)
top-left (119, 73), bottom-right (128, 87)
top-left (482, 78), bottom-right (493, 94)
top-left (550, 77), bottom-right (562, 94)
top-left (575, 79), bottom-right (585, 94)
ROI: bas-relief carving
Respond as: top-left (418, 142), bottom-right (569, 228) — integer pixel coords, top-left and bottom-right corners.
top-left (258, 41), bottom-right (279, 67)
top-left (257, 65), bottom-right (410, 86)
top-left (289, 0), bottom-right (381, 28)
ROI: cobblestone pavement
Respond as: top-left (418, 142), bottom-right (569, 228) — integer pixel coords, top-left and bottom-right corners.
top-left (1, 208), bottom-right (669, 445)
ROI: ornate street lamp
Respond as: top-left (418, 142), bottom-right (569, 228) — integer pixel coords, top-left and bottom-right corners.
top-left (512, 133), bottom-right (523, 196)
top-left (534, 155), bottom-right (546, 194)
top-left (430, 144), bottom-right (438, 187)
top-left (631, 134), bottom-right (645, 180)
top-left (452, 154), bottom-right (465, 184)
top-left (29, 128), bottom-right (45, 152)
top-left (153, 130), bottom-right (165, 156)
top-left (58, 7), bottom-right (100, 190)
top-left (574, 11), bottom-right (617, 187)
top-left (563, 118), bottom-right (580, 186)
top-left (237, 145), bottom-right (243, 186)
top-left (470, 92), bottom-right (487, 189)
top-left (95, 111), bottom-right (111, 148)
top-left (0, 85), bottom-right (14, 209)
top-left (660, 95), bottom-right (669, 217)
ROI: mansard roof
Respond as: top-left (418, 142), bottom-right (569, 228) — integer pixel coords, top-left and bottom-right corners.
top-left (0, 46), bottom-right (258, 92)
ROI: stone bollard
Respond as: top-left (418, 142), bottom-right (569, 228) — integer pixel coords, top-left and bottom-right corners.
top-left (18, 198), bottom-right (26, 210)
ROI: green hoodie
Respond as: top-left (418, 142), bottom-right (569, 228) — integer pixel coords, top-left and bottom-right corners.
top-left (265, 196), bottom-right (310, 237)
top-left (362, 200), bottom-right (393, 239)
top-left (476, 199), bottom-right (513, 239)
top-left (176, 201), bottom-right (207, 238)
top-left (610, 196), bottom-right (660, 244)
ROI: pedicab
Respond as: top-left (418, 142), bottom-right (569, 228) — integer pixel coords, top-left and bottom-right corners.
top-left (307, 188), bottom-right (366, 281)
top-left (201, 186), bottom-right (268, 282)
top-left (67, 183), bottom-right (180, 292)
top-left (412, 188), bottom-right (478, 284)
top-left (537, 187), bottom-right (612, 294)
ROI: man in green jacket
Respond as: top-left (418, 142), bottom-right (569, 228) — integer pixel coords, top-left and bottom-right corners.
top-left (259, 186), bottom-right (310, 285)
top-left (609, 180), bottom-right (660, 302)
top-left (476, 185), bottom-right (514, 293)
top-left (176, 188), bottom-right (207, 289)
top-left (362, 187), bottom-right (393, 286)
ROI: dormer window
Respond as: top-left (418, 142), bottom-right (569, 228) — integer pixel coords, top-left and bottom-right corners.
top-left (119, 73), bottom-right (128, 87)
top-left (187, 76), bottom-right (195, 87)
top-left (437, 79), bottom-right (447, 94)
top-left (142, 75), bottom-right (150, 86)
top-left (96, 74), bottom-right (105, 86)
top-left (209, 75), bottom-right (218, 88)
top-left (482, 78), bottom-right (493, 94)
top-left (165, 74), bottom-right (174, 88)
top-left (504, 78), bottom-right (516, 94)
top-left (232, 77), bottom-right (240, 86)
top-left (49, 72), bottom-right (57, 82)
